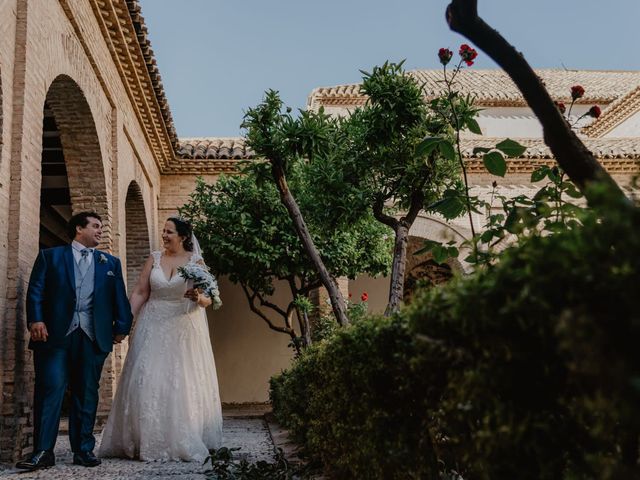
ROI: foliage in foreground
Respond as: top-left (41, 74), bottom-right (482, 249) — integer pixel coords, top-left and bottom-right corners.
top-left (205, 446), bottom-right (306, 479)
top-left (271, 190), bottom-right (640, 479)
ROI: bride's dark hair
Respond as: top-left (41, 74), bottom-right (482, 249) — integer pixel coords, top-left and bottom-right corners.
top-left (167, 217), bottom-right (193, 252)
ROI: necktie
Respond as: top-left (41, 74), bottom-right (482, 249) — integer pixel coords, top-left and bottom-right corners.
top-left (79, 248), bottom-right (92, 277)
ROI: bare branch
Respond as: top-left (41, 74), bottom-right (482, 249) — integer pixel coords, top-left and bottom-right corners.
top-left (445, 0), bottom-right (626, 205)
top-left (240, 284), bottom-right (297, 338)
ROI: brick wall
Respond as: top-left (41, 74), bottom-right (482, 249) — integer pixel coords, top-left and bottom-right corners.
top-left (0, 0), bottom-right (162, 461)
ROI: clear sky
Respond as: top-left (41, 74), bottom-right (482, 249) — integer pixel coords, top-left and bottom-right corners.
top-left (139, 0), bottom-right (640, 138)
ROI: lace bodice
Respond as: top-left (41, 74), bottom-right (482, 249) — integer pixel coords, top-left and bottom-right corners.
top-left (149, 251), bottom-right (203, 301)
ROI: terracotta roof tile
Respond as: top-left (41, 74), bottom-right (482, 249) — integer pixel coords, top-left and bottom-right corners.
top-left (176, 138), bottom-right (254, 160)
top-left (175, 137), bottom-right (640, 166)
top-left (309, 69), bottom-right (640, 109)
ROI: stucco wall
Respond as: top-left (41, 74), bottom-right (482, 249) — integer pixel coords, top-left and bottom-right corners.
top-left (209, 278), bottom-right (295, 404)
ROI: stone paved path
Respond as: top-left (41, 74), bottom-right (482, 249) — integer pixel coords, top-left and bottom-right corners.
top-left (0, 417), bottom-right (275, 479)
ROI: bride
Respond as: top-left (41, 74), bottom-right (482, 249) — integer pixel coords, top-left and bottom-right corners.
top-left (99, 217), bottom-right (223, 461)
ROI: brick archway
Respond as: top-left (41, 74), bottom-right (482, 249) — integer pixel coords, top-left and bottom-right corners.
top-left (42, 75), bottom-right (111, 250)
top-left (124, 181), bottom-right (150, 291)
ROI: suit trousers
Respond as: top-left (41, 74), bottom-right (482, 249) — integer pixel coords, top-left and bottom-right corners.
top-left (32, 328), bottom-right (108, 453)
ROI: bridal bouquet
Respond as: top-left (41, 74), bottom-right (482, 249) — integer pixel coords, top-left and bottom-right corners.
top-left (177, 263), bottom-right (222, 309)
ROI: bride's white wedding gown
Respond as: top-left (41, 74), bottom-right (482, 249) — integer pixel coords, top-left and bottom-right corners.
top-left (99, 251), bottom-right (223, 461)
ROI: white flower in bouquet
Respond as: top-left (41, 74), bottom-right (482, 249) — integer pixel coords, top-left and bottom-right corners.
top-left (177, 263), bottom-right (222, 309)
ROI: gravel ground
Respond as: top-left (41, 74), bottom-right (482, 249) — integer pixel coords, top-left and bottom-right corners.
top-left (0, 417), bottom-right (275, 479)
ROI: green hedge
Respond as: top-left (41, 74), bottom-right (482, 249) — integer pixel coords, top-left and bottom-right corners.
top-left (271, 314), bottom-right (444, 479)
top-left (271, 198), bottom-right (640, 479)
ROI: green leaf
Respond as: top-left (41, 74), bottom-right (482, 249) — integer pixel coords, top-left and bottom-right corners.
top-left (466, 118), bottom-right (482, 135)
top-left (472, 147), bottom-right (491, 155)
top-left (504, 208), bottom-right (521, 234)
top-left (483, 151), bottom-right (507, 177)
top-left (495, 138), bottom-right (527, 158)
top-left (531, 167), bottom-right (548, 183)
top-left (432, 245), bottom-right (450, 264)
top-left (413, 239), bottom-right (442, 256)
top-left (561, 182), bottom-right (583, 199)
top-left (480, 230), bottom-right (495, 243)
top-left (416, 137), bottom-right (443, 156)
top-left (427, 191), bottom-right (467, 219)
top-left (438, 140), bottom-right (456, 161)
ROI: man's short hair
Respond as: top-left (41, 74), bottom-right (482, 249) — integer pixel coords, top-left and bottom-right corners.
top-left (67, 211), bottom-right (102, 240)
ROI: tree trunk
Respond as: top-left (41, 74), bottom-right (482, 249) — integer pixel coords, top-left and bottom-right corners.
top-left (445, 0), bottom-right (626, 206)
top-left (375, 191), bottom-right (424, 316)
top-left (386, 222), bottom-right (410, 315)
top-left (271, 162), bottom-right (350, 326)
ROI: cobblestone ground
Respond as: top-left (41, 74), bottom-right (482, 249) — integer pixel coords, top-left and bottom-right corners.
top-left (0, 417), bottom-right (275, 479)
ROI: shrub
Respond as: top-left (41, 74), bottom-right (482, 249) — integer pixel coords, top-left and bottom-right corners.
top-left (271, 315), bottom-right (443, 479)
top-left (408, 194), bottom-right (640, 479)
top-left (271, 193), bottom-right (640, 479)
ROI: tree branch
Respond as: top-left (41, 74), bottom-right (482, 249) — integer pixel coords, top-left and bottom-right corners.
top-left (445, 0), bottom-right (626, 205)
top-left (373, 193), bottom-right (399, 228)
top-left (241, 284), bottom-right (297, 339)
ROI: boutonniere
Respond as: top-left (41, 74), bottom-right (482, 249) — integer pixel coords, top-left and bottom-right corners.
top-left (98, 253), bottom-right (108, 264)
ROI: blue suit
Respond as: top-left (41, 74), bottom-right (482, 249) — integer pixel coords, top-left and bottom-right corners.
top-left (26, 245), bottom-right (132, 453)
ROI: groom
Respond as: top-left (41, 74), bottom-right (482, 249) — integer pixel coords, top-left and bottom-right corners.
top-left (16, 212), bottom-right (133, 471)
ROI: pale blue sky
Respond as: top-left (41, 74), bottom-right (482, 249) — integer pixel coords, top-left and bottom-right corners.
top-left (139, 0), bottom-right (640, 137)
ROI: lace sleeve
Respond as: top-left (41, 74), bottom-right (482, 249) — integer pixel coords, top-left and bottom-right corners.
top-left (151, 251), bottom-right (162, 268)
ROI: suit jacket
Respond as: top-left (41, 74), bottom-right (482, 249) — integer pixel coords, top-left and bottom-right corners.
top-left (26, 245), bottom-right (133, 353)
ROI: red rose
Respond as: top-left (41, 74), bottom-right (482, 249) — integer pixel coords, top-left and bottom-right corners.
top-left (554, 101), bottom-right (566, 114)
top-left (588, 105), bottom-right (601, 118)
top-left (571, 85), bottom-right (585, 100)
top-left (459, 44), bottom-right (478, 66)
top-left (361, 292), bottom-right (369, 302)
top-left (438, 48), bottom-right (453, 66)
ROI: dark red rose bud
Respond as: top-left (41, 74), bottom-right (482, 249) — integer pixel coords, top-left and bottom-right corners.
top-left (459, 44), bottom-right (478, 66)
top-left (588, 105), bottom-right (601, 118)
top-left (571, 85), bottom-right (585, 100)
top-left (492, 181), bottom-right (498, 188)
top-left (554, 101), bottom-right (567, 114)
top-left (438, 48), bottom-right (453, 66)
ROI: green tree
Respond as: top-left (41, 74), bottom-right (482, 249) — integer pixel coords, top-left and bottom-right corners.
top-left (340, 62), bottom-right (461, 314)
top-left (180, 166), bottom-right (391, 352)
top-left (241, 93), bottom-right (356, 326)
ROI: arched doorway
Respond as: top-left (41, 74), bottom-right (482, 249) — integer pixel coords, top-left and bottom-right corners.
top-left (39, 75), bottom-right (110, 249)
top-left (39, 101), bottom-right (72, 247)
top-left (124, 181), bottom-right (150, 289)
top-left (38, 74), bottom-right (113, 423)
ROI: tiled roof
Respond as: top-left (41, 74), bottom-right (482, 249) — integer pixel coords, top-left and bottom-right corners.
top-left (308, 69), bottom-right (640, 109)
top-left (176, 137), bottom-right (640, 161)
top-left (460, 137), bottom-right (640, 159)
top-left (126, 0), bottom-right (178, 147)
top-left (461, 138), bottom-right (640, 174)
top-left (176, 138), bottom-right (253, 159)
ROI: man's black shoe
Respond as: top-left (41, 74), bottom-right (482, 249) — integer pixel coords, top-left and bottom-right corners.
top-left (73, 450), bottom-right (101, 467)
top-left (15, 450), bottom-right (55, 471)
